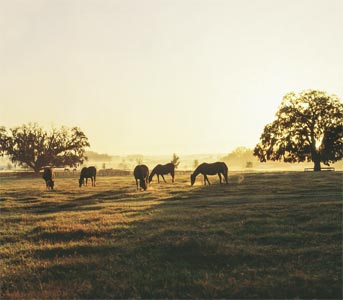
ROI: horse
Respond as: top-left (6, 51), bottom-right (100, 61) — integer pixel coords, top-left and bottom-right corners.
top-left (149, 163), bottom-right (175, 183)
top-left (190, 162), bottom-right (228, 186)
top-left (133, 165), bottom-right (149, 191)
top-left (42, 167), bottom-right (55, 190)
top-left (79, 166), bottom-right (96, 188)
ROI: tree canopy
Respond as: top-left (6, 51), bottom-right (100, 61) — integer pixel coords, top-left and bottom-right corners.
top-left (2, 123), bottom-right (90, 173)
top-left (254, 90), bottom-right (343, 171)
top-left (0, 126), bottom-right (8, 156)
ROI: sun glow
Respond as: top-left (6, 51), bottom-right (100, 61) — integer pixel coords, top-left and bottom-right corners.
top-left (315, 137), bottom-right (323, 150)
top-left (1, 1), bottom-right (342, 155)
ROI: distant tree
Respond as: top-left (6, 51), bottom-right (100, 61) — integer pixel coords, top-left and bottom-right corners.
top-left (3, 123), bottom-right (90, 174)
top-left (127, 154), bottom-right (144, 163)
top-left (171, 153), bottom-right (180, 169)
top-left (221, 147), bottom-right (255, 168)
top-left (193, 159), bottom-right (199, 169)
top-left (254, 90), bottom-right (343, 171)
top-left (0, 126), bottom-right (8, 156)
top-left (118, 159), bottom-right (128, 170)
top-left (135, 157), bottom-right (143, 165)
top-left (85, 151), bottom-right (112, 162)
top-left (245, 161), bottom-right (253, 168)
top-left (222, 147), bottom-right (253, 160)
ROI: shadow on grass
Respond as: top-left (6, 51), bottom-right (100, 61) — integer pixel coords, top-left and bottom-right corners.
top-left (22, 190), bottom-right (139, 214)
top-left (1, 172), bottom-right (342, 299)
top-left (33, 243), bottom-right (120, 260)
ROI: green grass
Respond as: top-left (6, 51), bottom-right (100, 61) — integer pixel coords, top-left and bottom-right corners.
top-left (0, 172), bottom-right (342, 299)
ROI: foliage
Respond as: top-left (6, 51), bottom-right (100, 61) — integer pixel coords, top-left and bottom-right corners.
top-left (127, 154), bottom-right (144, 165)
top-left (254, 90), bottom-right (343, 171)
top-left (85, 151), bottom-right (112, 162)
top-left (221, 147), bottom-right (256, 168)
top-left (0, 173), bottom-right (341, 299)
top-left (2, 123), bottom-right (90, 173)
top-left (171, 153), bottom-right (180, 168)
top-left (245, 161), bottom-right (253, 168)
top-left (0, 126), bottom-right (9, 156)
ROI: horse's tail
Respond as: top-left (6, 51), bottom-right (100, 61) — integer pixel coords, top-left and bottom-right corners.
top-left (170, 164), bottom-right (175, 181)
top-left (222, 162), bottom-right (229, 183)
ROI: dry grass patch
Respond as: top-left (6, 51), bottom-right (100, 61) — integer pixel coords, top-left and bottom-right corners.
top-left (0, 172), bottom-right (342, 299)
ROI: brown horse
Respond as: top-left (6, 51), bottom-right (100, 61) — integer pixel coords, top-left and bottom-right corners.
top-left (191, 162), bottom-right (228, 186)
top-left (134, 165), bottom-right (149, 191)
top-left (42, 167), bottom-right (55, 190)
top-left (149, 163), bottom-right (175, 183)
top-left (79, 166), bottom-right (97, 188)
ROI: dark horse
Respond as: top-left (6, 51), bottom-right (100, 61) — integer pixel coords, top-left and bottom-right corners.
top-left (149, 163), bottom-right (175, 183)
top-left (42, 167), bottom-right (54, 190)
top-left (79, 166), bottom-right (96, 188)
top-left (191, 162), bottom-right (228, 186)
top-left (133, 165), bottom-right (149, 191)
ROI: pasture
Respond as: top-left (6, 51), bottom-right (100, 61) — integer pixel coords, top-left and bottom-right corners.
top-left (0, 171), bottom-right (342, 299)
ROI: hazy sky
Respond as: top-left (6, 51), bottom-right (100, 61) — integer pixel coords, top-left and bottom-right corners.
top-left (1, 0), bottom-right (342, 155)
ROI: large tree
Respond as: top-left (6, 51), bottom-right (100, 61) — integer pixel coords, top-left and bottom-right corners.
top-left (0, 126), bottom-right (8, 156)
top-left (254, 90), bottom-right (343, 171)
top-left (3, 123), bottom-right (90, 173)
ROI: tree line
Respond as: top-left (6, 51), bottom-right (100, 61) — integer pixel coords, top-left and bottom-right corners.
top-left (1, 90), bottom-right (342, 173)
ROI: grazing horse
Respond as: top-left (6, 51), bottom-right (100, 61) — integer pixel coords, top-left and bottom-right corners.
top-left (79, 166), bottom-right (96, 188)
top-left (191, 162), bottom-right (228, 186)
top-left (42, 167), bottom-right (55, 190)
top-left (149, 163), bottom-right (175, 183)
top-left (133, 165), bottom-right (149, 191)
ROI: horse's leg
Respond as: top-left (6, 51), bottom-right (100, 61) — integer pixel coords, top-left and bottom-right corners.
top-left (86, 178), bottom-right (88, 186)
top-left (157, 174), bottom-right (160, 183)
top-left (136, 179), bottom-right (139, 190)
top-left (171, 172), bottom-right (175, 183)
top-left (218, 173), bottom-right (222, 184)
top-left (223, 171), bottom-right (228, 184)
top-left (161, 174), bottom-right (166, 183)
top-left (204, 175), bottom-right (210, 185)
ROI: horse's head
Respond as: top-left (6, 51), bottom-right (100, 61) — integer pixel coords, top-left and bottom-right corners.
top-left (148, 174), bottom-right (153, 183)
top-left (139, 179), bottom-right (147, 191)
top-left (190, 173), bottom-right (196, 186)
top-left (79, 178), bottom-right (84, 188)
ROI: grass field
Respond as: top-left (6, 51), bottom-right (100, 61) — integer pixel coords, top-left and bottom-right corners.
top-left (0, 171), bottom-right (342, 299)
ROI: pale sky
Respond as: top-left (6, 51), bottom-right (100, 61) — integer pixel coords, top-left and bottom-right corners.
top-left (1, 0), bottom-right (342, 155)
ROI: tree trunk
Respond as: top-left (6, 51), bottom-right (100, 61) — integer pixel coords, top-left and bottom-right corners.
top-left (313, 159), bottom-right (321, 171)
top-left (34, 167), bottom-right (41, 176)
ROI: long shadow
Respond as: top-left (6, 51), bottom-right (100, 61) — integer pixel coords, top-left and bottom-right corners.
top-left (24, 189), bottom-right (141, 214)
top-left (2, 172), bottom-right (342, 299)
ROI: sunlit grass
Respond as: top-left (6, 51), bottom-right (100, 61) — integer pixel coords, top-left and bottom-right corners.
top-left (0, 172), bottom-right (342, 299)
